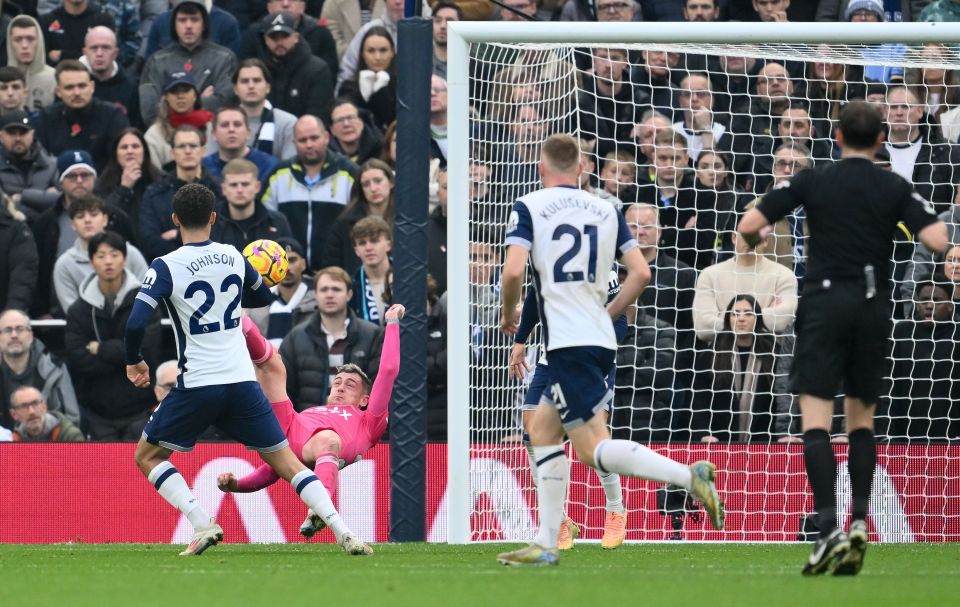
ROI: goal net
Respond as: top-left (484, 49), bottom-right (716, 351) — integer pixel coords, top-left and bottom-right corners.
top-left (445, 23), bottom-right (960, 544)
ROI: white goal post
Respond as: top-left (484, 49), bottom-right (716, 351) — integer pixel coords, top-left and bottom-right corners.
top-left (445, 22), bottom-right (960, 545)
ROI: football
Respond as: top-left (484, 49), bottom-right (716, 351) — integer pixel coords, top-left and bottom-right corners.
top-left (243, 239), bottom-right (289, 287)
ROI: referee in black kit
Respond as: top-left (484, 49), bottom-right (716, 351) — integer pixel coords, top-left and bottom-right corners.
top-left (738, 100), bottom-right (948, 576)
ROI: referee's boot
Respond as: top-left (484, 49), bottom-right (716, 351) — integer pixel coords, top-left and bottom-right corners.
top-left (802, 528), bottom-right (850, 576)
top-left (688, 461), bottom-right (725, 530)
top-left (833, 520), bottom-right (868, 576)
top-left (179, 520), bottom-right (224, 556)
top-left (497, 544), bottom-right (559, 567)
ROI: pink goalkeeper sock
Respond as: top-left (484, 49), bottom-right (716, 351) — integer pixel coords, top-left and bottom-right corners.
top-left (314, 454), bottom-right (340, 501)
top-left (242, 316), bottom-right (273, 365)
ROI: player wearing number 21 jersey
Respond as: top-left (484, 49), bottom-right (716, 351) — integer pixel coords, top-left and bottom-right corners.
top-left (497, 134), bottom-right (723, 567)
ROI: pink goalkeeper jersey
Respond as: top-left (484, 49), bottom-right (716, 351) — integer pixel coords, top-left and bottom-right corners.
top-left (234, 323), bottom-right (399, 493)
top-left (279, 322), bottom-right (399, 462)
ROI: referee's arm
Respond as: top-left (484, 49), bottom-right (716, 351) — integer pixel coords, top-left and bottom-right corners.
top-left (737, 208), bottom-right (773, 249)
top-left (916, 222), bottom-right (949, 255)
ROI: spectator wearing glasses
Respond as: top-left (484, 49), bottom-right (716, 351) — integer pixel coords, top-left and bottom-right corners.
top-left (0, 308), bottom-right (81, 431)
top-left (8, 386), bottom-right (84, 442)
top-left (139, 125), bottom-right (221, 260)
top-left (560, 0), bottom-right (643, 21)
top-left (327, 98), bottom-right (383, 164)
top-left (31, 150), bottom-right (135, 317)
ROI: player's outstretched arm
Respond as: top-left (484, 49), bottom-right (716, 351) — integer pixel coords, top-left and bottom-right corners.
top-left (365, 304), bottom-right (404, 420)
top-left (217, 465), bottom-right (281, 494)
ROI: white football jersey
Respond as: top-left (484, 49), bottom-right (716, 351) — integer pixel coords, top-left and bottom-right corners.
top-left (505, 186), bottom-right (636, 351)
top-left (136, 241), bottom-right (260, 388)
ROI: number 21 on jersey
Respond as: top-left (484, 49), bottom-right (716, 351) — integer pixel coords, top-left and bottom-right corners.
top-left (552, 223), bottom-right (597, 283)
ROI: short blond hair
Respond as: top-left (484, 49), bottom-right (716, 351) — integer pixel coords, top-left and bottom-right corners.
top-left (541, 134), bottom-right (581, 174)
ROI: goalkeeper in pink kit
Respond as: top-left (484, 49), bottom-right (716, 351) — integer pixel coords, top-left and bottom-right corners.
top-left (217, 303), bottom-right (404, 543)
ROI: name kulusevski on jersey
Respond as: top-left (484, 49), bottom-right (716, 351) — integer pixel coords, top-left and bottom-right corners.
top-left (125, 240), bottom-right (276, 388)
top-left (505, 185), bottom-right (638, 352)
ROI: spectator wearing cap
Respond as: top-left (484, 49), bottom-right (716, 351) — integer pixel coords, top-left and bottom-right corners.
top-left (817, 0), bottom-right (921, 21)
top-left (30, 149), bottom-right (135, 317)
top-left (202, 106), bottom-right (279, 184)
top-left (139, 125), bottom-right (221, 260)
top-left (143, 70), bottom-right (213, 171)
top-left (240, 0), bottom-right (339, 78)
top-left (142, 0), bottom-right (241, 60)
top-left (80, 26), bottom-right (141, 129)
top-left (53, 194), bottom-right (149, 315)
top-left (38, 0), bottom-right (115, 66)
top-left (0, 67), bottom-right (34, 118)
top-left (847, 0), bottom-right (906, 83)
top-left (6, 16), bottom-right (57, 112)
top-left (245, 236), bottom-right (316, 347)
top-left (251, 11), bottom-right (335, 120)
top-left (34, 60), bottom-right (129, 170)
top-left (221, 58), bottom-right (298, 161)
top-left (0, 111), bottom-right (59, 221)
top-left (211, 157), bottom-right (292, 252)
top-left (138, 0), bottom-right (238, 127)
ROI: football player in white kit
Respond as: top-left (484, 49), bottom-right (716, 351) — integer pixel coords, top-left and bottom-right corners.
top-left (496, 134), bottom-right (725, 566)
top-left (126, 183), bottom-right (370, 557)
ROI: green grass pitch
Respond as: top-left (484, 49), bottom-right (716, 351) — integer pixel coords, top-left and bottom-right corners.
top-left (2, 543), bottom-right (958, 607)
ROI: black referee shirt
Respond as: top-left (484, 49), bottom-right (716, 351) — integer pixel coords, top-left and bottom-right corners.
top-left (757, 157), bottom-right (940, 287)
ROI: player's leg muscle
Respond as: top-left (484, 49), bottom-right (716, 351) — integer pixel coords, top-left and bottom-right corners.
top-left (303, 430), bottom-right (343, 463)
top-left (529, 403), bottom-right (565, 446)
top-left (134, 438), bottom-right (174, 476)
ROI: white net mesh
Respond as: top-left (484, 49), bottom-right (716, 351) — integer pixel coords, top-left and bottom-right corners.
top-left (462, 39), bottom-right (960, 542)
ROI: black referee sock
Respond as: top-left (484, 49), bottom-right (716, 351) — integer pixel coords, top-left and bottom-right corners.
top-left (803, 429), bottom-right (837, 535)
top-left (848, 428), bottom-right (876, 522)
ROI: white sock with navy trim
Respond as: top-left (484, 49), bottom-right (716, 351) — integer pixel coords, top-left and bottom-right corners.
top-left (148, 461), bottom-right (211, 531)
top-left (532, 445), bottom-right (567, 550)
top-left (593, 439), bottom-right (692, 489)
top-left (291, 469), bottom-right (349, 540)
top-left (596, 469), bottom-right (625, 513)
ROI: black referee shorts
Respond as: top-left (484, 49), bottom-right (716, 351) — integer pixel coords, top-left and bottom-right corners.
top-left (790, 280), bottom-right (892, 404)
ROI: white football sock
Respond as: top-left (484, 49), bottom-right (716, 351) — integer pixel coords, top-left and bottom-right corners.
top-left (291, 470), bottom-right (349, 541)
top-left (524, 437), bottom-right (539, 489)
top-left (593, 439), bottom-right (692, 489)
top-left (148, 461), bottom-right (211, 530)
top-left (596, 469), bottom-right (625, 513)
top-left (532, 445), bottom-right (567, 550)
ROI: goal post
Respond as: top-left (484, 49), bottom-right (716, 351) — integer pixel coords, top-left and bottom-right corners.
top-left (446, 21), bottom-right (960, 545)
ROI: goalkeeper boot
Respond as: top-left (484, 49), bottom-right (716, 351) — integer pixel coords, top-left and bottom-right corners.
top-left (338, 532), bottom-right (373, 556)
top-left (688, 461), bottom-right (725, 530)
top-left (497, 544), bottom-right (559, 567)
top-left (833, 520), bottom-right (868, 576)
top-left (299, 509), bottom-right (327, 539)
top-left (601, 511), bottom-right (627, 549)
top-left (802, 528), bottom-right (849, 576)
top-left (556, 517), bottom-right (580, 550)
top-left (179, 520), bottom-right (224, 556)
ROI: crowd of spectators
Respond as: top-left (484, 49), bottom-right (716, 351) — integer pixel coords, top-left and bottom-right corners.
top-left (0, 0), bottom-right (958, 445)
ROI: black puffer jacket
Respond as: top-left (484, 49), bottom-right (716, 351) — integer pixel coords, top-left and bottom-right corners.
top-left (279, 310), bottom-right (382, 411)
top-left (0, 207), bottom-right (39, 312)
top-left (64, 270), bottom-right (160, 419)
top-left (257, 39), bottom-right (334, 120)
